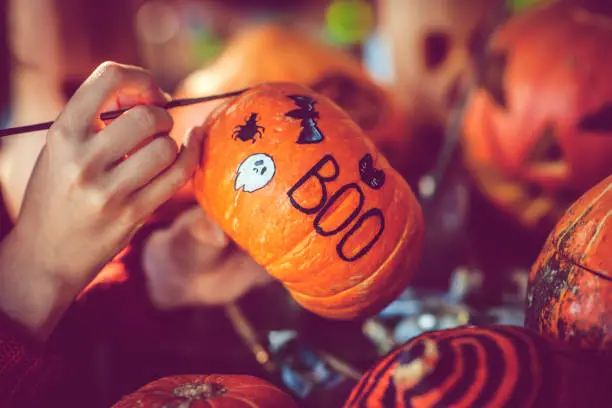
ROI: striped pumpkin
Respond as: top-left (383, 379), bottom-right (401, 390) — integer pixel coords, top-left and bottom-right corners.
top-left (344, 325), bottom-right (610, 407)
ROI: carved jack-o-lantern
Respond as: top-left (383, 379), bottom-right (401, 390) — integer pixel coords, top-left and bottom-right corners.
top-left (193, 82), bottom-right (424, 320)
top-left (462, 0), bottom-right (612, 229)
top-left (376, 0), bottom-right (503, 127)
top-left (526, 175), bottom-right (612, 351)
top-left (344, 325), bottom-right (610, 407)
top-left (170, 23), bottom-right (412, 179)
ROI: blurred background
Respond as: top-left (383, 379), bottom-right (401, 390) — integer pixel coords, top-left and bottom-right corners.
top-left (1, 0), bottom-right (611, 406)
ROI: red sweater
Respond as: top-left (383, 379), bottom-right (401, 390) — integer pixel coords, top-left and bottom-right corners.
top-left (0, 218), bottom-right (278, 408)
top-left (0, 313), bottom-right (63, 407)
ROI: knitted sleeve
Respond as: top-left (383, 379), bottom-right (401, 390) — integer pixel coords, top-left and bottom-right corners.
top-left (0, 312), bottom-right (63, 407)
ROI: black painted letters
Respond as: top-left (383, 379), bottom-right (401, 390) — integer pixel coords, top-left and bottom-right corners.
top-left (287, 155), bottom-right (386, 262)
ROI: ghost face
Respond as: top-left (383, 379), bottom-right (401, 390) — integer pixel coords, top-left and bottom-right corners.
top-left (234, 153), bottom-right (276, 193)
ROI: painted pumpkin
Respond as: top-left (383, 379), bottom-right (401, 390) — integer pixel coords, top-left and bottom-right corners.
top-left (344, 324), bottom-right (610, 407)
top-left (193, 82), bottom-right (424, 320)
top-left (462, 0), bottom-right (612, 229)
top-left (170, 23), bottom-right (412, 180)
top-left (525, 175), bottom-right (612, 350)
top-left (111, 374), bottom-right (297, 408)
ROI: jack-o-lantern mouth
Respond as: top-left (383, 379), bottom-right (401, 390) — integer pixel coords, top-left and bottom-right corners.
top-left (524, 123), bottom-right (569, 182)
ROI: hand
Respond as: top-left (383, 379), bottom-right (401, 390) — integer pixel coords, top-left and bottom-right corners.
top-left (143, 206), bottom-right (274, 310)
top-left (0, 62), bottom-right (203, 339)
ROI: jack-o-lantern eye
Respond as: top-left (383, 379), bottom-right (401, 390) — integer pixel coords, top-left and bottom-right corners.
top-left (577, 102), bottom-right (612, 132)
top-left (423, 31), bottom-right (451, 71)
top-left (527, 123), bottom-right (565, 166)
top-left (476, 50), bottom-right (508, 109)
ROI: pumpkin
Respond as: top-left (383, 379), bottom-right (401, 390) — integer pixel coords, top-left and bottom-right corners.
top-left (111, 374), bottom-right (297, 408)
top-left (193, 82), bottom-right (424, 320)
top-left (375, 0), bottom-right (504, 171)
top-left (344, 324), bottom-right (610, 407)
top-left (462, 0), bottom-right (612, 230)
top-left (376, 0), bottom-right (503, 123)
top-left (525, 175), bottom-right (612, 350)
top-left (170, 23), bottom-right (413, 180)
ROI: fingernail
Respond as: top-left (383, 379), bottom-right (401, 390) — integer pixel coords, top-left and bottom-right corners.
top-left (162, 91), bottom-right (173, 102)
top-left (186, 126), bottom-right (205, 146)
top-left (183, 127), bottom-right (196, 148)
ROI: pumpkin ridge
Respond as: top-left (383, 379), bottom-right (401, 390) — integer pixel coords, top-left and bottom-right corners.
top-left (555, 249), bottom-right (612, 283)
top-left (223, 395), bottom-right (258, 407)
top-left (555, 181), bottom-right (612, 260)
top-left (583, 210), bottom-right (612, 261)
top-left (285, 207), bottom-right (416, 300)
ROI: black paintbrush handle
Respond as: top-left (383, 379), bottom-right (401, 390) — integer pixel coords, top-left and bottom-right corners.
top-left (99, 88), bottom-right (249, 121)
top-left (0, 88), bottom-right (249, 138)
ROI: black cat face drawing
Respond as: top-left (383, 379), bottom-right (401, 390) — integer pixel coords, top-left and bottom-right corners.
top-left (358, 153), bottom-right (385, 190)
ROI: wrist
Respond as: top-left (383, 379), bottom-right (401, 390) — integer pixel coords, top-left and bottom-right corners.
top-left (0, 227), bottom-right (79, 340)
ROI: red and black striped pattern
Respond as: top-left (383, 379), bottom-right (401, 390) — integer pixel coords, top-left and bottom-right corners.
top-left (344, 325), bottom-right (610, 408)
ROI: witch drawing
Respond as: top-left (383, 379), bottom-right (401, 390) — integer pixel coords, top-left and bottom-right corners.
top-left (285, 95), bottom-right (325, 144)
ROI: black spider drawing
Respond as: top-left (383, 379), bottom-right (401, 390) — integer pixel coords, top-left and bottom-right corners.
top-left (285, 95), bottom-right (325, 144)
top-left (233, 113), bottom-right (265, 143)
top-left (358, 153), bottom-right (385, 190)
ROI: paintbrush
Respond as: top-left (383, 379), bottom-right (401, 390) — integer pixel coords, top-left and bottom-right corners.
top-left (0, 88), bottom-right (249, 138)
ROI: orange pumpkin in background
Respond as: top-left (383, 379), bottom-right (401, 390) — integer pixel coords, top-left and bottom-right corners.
top-left (193, 82), bottom-right (424, 320)
top-left (112, 374), bottom-right (297, 408)
top-left (344, 325), bottom-right (610, 407)
top-left (462, 0), bottom-right (612, 230)
top-left (525, 175), bottom-right (612, 351)
top-left (171, 23), bottom-right (413, 180)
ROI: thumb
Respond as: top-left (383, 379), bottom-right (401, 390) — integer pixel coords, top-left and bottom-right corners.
top-left (172, 206), bottom-right (228, 249)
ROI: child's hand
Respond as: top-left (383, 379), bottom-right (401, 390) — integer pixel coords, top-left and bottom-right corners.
top-left (143, 206), bottom-right (274, 310)
top-left (0, 62), bottom-right (203, 338)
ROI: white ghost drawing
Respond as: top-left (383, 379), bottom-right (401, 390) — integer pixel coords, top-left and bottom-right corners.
top-left (234, 153), bottom-right (276, 193)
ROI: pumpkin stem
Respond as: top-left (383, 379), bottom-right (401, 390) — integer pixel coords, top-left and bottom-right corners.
top-left (173, 382), bottom-right (227, 399)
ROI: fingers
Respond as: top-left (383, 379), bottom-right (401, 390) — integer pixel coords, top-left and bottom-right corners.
top-left (127, 126), bottom-right (204, 223)
top-left (56, 62), bottom-right (169, 137)
top-left (106, 134), bottom-right (178, 195)
top-left (94, 105), bottom-right (174, 165)
top-left (173, 206), bottom-right (228, 248)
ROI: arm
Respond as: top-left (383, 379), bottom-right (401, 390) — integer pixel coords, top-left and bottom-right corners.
top-left (0, 61), bottom-right (203, 404)
top-left (0, 62), bottom-right (203, 342)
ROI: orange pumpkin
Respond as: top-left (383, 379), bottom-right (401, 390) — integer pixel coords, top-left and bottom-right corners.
top-left (344, 325), bottom-right (610, 407)
top-left (112, 374), bottom-right (297, 408)
top-left (461, 0), bottom-right (612, 229)
top-left (193, 82), bottom-right (424, 320)
top-left (525, 175), bottom-right (612, 350)
top-left (171, 23), bottom-right (413, 179)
